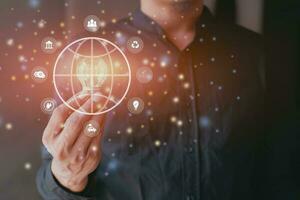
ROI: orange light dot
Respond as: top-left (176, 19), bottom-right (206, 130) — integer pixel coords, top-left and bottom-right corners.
top-left (148, 91), bottom-right (154, 96)
top-left (170, 116), bottom-right (177, 123)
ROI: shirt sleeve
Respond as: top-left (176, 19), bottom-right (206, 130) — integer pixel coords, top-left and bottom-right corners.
top-left (36, 146), bottom-right (96, 200)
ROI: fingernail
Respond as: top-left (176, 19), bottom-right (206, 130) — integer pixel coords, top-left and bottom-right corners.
top-left (92, 92), bottom-right (102, 103)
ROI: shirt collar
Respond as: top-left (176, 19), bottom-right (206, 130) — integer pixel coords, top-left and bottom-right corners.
top-left (131, 6), bottom-right (215, 37)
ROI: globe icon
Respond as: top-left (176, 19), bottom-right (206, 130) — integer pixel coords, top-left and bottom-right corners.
top-left (53, 37), bottom-right (131, 115)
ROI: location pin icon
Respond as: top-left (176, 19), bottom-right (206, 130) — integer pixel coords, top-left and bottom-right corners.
top-left (128, 97), bottom-right (144, 114)
top-left (133, 100), bottom-right (139, 110)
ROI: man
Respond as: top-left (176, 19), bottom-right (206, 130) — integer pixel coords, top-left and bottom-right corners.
top-left (37, 0), bottom-right (265, 199)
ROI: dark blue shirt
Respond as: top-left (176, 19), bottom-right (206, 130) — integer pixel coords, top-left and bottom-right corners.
top-left (37, 7), bottom-right (265, 200)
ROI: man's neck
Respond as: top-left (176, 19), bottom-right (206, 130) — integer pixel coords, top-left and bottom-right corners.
top-left (141, 0), bottom-right (203, 50)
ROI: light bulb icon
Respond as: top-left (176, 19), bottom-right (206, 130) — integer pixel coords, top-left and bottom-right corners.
top-left (76, 57), bottom-right (108, 91)
top-left (133, 100), bottom-right (140, 110)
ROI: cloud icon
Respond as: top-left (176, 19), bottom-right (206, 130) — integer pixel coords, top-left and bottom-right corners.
top-left (34, 70), bottom-right (46, 79)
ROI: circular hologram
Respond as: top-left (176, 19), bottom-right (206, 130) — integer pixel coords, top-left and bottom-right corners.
top-left (84, 120), bottom-right (101, 137)
top-left (31, 66), bottom-right (48, 83)
top-left (83, 15), bottom-right (101, 32)
top-left (127, 36), bottom-right (144, 54)
top-left (53, 37), bottom-right (131, 115)
top-left (41, 98), bottom-right (57, 114)
top-left (41, 37), bottom-right (57, 54)
top-left (127, 97), bottom-right (144, 114)
top-left (136, 66), bottom-right (153, 84)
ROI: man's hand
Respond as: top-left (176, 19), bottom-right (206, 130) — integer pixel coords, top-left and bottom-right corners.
top-left (42, 95), bottom-right (104, 192)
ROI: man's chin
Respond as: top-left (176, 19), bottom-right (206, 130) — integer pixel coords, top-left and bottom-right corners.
top-left (171, 0), bottom-right (197, 12)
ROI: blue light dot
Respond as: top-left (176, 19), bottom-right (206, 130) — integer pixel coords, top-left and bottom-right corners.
top-left (28, 0), bottom-right (40, 8)
top-left (107, 159), bottom-right (118, 171)
top-left (199, 116), bottom-right (211, 128)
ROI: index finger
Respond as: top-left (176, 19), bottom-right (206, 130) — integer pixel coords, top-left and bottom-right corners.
top-left (57, 94), bottom-right (105, 150)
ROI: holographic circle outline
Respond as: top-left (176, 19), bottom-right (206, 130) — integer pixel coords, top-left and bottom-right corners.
top-left (41, 37), bottom-right (57, 54)
top-left (31, 66), bottom-right (48, 83)
top-left (53, 37), bottom-right (131, 115)
top-left (127, 36), bottom-right (144, 54)
top-left (136, 66), bottom-right (153, 84)
top-left (83, 15), bottom-right (101, 33)
top-left (40, 98), bottom-right (57, 114)
top-left (127, 97), bottom-right (144, 114)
